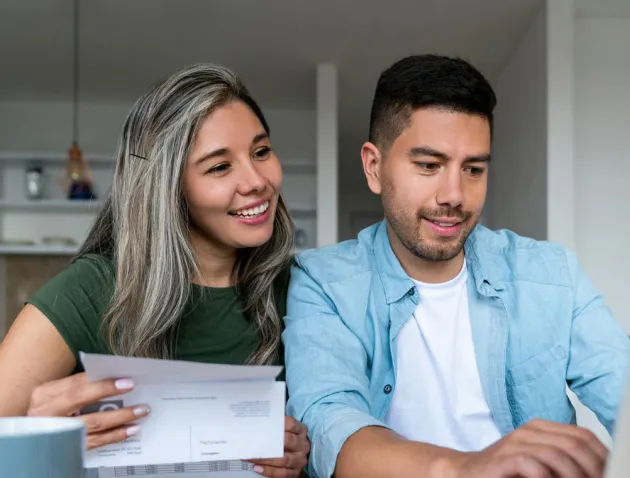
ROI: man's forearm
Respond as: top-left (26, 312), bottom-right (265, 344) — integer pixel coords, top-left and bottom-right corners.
top-left (333, 426), bottom-right (463, 478)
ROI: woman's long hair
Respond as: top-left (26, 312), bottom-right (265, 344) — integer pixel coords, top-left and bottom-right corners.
top-left (78, 63), bottom-right (295, 365)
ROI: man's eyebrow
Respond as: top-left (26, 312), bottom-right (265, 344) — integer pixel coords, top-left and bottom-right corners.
top-left (408, 146), bottom-right (491, 163)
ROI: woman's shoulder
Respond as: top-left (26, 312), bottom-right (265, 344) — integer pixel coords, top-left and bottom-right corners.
top-left (47, 253), bottom-right (115, 291)
top-left (26, 253), bottom-right (117, 359)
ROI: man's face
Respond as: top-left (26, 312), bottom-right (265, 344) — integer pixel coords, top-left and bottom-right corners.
top-left (363, 107), bottom-right (491, 263)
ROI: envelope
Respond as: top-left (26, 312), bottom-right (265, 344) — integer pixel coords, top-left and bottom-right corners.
top-left (78, 352), bottom-right (286, 474)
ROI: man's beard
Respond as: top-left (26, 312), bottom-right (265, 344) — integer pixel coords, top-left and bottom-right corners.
top-left (386, 205), bottom-right (477, 262)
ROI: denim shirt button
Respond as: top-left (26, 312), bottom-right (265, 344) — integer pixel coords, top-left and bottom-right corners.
top-left (384, 384), bottom-right (393, 394)
top-left (407, 288), bottom-right (414, 296)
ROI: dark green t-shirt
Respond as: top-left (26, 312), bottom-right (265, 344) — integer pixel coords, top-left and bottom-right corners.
top-left (27, 254), bottom-right (290, 374)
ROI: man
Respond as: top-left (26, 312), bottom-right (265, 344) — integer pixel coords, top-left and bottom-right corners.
top-left (282, 54), bottom-right (630, 478)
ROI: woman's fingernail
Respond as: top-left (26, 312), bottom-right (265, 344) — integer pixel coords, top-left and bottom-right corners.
top-left (133, 405), bottom-right (151, 416)
top-left (253, 465), bottom-right (264, 474)
top-left (126, 425), bottom-right (140, 436)
top-left (115, 378), bottom-right (134, 390)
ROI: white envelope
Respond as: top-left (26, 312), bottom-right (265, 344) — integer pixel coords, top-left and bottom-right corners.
top-left (79, 352), bottom-right (286, 475)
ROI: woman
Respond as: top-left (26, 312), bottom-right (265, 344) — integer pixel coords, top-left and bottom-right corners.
top-left (0, 64), bottom-right (309, 477)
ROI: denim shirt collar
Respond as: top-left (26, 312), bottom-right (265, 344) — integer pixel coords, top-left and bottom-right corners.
top-left (372, 220), bottom-right (505, 304)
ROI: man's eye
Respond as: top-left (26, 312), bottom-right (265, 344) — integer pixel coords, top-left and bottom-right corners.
top-left (416, 162), bottom-right (440, 171)
top-left (466, 167), bottom-right (485, 177)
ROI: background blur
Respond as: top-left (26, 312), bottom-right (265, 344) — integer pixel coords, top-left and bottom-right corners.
top-left (0, 0), bottom-right (628, 445)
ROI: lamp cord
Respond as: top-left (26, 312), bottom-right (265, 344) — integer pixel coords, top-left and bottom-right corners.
top-left (72, 0), bottom-right (80, 146)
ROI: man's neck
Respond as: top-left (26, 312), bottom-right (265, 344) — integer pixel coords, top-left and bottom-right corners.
top-left (387, 225), bottom-right (465, 284)
top-left (190, 231), bottom-right (237, 288)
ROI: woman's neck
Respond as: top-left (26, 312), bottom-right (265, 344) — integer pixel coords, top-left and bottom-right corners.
top-left (190, 232), bottom-right (237, 288)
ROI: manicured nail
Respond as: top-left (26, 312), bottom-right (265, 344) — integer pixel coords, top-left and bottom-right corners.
top-left (126, 425), bottom-right (140, 436)
top-left (253, 465), bottom-right (264, 474)
top-left (115, 378), bottom-right (134, 390)
top-left (133, 405), bottom-right (151, 417)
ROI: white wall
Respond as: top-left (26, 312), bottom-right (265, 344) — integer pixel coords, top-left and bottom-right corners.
top-left (316, 64), bottom-right (339, 247)
top-left (546, 0), bottom-right (577, 251)
top-left (0, 100), bottom-right (319, 247)
top-left (488, 5), bottom-right (548, 239)
top-left (574, 18), bottom-right (630, 335)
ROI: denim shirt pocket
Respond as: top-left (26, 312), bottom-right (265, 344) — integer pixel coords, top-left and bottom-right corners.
top-left (507, 344), bottom-right (567, 387)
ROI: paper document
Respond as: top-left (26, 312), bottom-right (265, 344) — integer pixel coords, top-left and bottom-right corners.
top-left (79, 353), bottom-right (285, 473)
top-left (97, 460), bottom-right (259, 477)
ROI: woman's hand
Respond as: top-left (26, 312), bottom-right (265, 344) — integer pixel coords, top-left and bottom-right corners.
top-left (248, 415), bottom-right (310, 477)
top-left (27, 372), bottom-right (151, 450)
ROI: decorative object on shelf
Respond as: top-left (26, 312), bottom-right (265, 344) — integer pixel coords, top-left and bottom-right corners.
top-left (65, 144), bottom-right (96, 200)
top-left (25, 165), bottom-right (45, 200)
top-left (295, 228), bottom-right (307, 248)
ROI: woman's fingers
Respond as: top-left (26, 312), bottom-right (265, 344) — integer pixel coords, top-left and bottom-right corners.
top-left (28, 374), bottom-right (135, 416)
top-left (86, 423), bottom-right (142, 450)
top-left (81, 404), bottom-right (151, 434)
top-left (26, 372), bottom-right (150, 451)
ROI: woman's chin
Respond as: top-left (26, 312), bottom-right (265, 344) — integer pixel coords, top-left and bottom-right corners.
top-left (234, 231), bottom-right (274, 251)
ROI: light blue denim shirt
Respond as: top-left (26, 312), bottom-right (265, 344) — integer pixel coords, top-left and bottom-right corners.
top-left (282, 221), bottom-right (630, 478)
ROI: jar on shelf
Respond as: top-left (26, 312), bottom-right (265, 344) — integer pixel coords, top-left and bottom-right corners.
top-left (25, 165), bottom-right (44, 200)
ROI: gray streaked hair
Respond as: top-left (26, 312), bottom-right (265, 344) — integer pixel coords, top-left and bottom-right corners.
top-left (78, 63), bottom-right (295, 365)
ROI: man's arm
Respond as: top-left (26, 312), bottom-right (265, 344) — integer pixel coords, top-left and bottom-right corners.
top-left (564, 248), bottom-right (630, 435)
top-left (281, 257), bottom-right (464, 478)
top-left (283, 255), bottom-right (613, 478)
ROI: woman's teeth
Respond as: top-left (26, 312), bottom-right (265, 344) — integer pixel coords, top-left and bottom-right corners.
top-left (234, 201), bottom-right (269, 217)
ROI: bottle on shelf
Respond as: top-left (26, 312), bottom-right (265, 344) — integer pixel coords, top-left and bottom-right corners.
top-left (65, 143), bottom-right (96, 200)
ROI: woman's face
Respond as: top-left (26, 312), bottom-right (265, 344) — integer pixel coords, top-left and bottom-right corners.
top-left (183, 100), bottom-right (283, 252)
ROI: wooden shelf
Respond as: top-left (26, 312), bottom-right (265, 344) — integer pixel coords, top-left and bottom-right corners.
top-left (0, 199), bottom-right (103, 212)
top-left (0, 244), bottom-right (78, 255)
top-left (0, 153), bottom-right (315, 172)
top-left (0, 151), bottom-right (115, 165)
top-left (0, 199), bottom-right (310, 217)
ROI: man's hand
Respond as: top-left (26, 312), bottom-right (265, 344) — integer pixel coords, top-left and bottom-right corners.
top-left (448, 419), bottom-right (608, 478)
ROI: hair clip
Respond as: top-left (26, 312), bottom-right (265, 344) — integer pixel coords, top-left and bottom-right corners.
top-left (130, 153), bottom-right (147, 160)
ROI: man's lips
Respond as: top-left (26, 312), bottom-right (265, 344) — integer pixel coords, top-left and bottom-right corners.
top-left (422, 217), bottom-right (464, 237)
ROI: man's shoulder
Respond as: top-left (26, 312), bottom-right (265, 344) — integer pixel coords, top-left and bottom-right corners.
top-left (472, 225), bottom-right (568, 255)
top-left (471, 225), bottom-right (574, 287)
top-left (293, 224), bottom-right (380, 285)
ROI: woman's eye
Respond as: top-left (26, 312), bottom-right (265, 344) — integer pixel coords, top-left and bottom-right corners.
top-left (207, 163), bottom-right (230, 175)
top-left (254, 147), bottom-right (271, 159)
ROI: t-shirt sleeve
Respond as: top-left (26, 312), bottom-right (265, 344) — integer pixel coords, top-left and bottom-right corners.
top-left (26, 254), bottom-right (114, 364)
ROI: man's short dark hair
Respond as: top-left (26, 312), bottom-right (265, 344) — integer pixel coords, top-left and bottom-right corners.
top-left (368, 54), bottom-right (497, 153)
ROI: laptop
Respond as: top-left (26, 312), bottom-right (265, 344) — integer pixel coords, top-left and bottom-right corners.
top-left (605, 366), bottom-right (630, 477)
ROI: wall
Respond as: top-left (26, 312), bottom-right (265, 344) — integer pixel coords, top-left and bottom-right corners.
top-left (0, 100), bottom-right (319, 247)
top-left (574, 18), bottom-right (630, 334)
top-left (487, 5), bottom-right (548, 239)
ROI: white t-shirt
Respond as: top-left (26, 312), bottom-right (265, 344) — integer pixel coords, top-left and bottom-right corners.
top-left (384, 259), bottom-right (502, 451)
